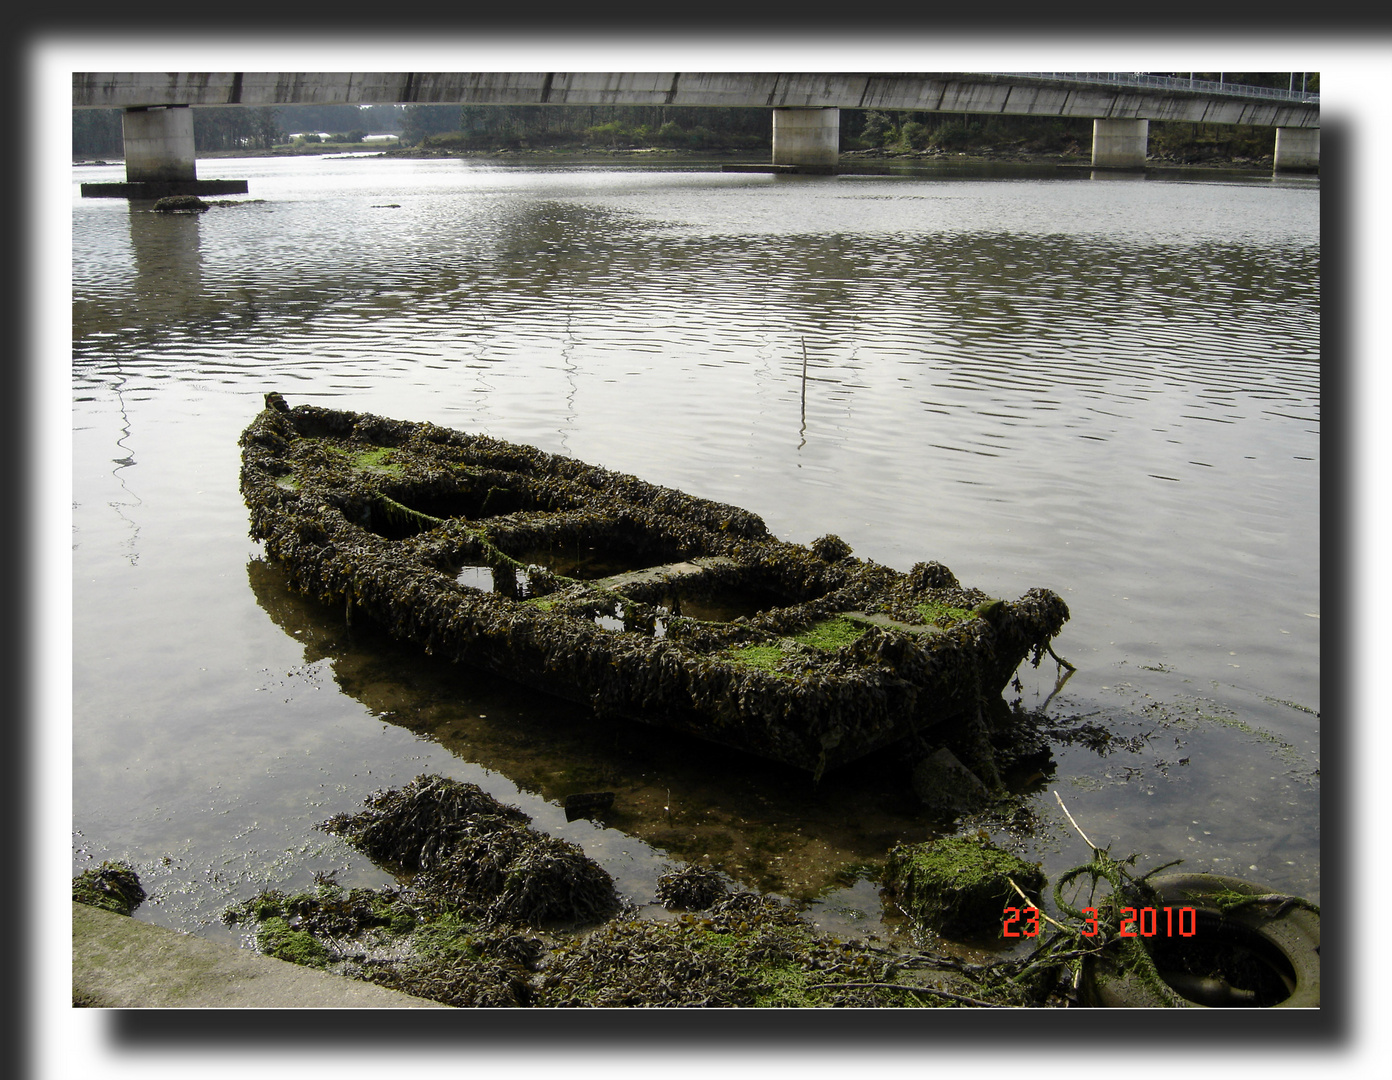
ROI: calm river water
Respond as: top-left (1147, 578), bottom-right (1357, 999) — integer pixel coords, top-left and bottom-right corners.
top-left (70, 153), bottom-right (1319, 956)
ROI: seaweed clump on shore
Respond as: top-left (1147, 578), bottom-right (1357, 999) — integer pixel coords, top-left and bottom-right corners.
top-left (539, 892), bottom-right (884, 1007)
top-left (223, 876), bottom-right (548, 1006)
top-left (220, 774), bottom-right (1081, 1008)
top-left (73, 861), bottom-right (146, 916)
top-left (536, 890), bottom-right (1022, 1008)
top-left (655, 864), bottom-right (731, 910)
top-left (224, 775), bottom-right (621, 1006)
top-left (319, 774), bottom-right (622, 927)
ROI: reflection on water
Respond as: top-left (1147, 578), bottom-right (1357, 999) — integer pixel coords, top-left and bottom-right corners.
top-left (71, 158), bottom-right (1319, 951)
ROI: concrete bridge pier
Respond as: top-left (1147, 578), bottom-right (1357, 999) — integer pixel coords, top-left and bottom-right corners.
top-left (772, 107), bottom-right (840, 172)
top-left (124, 105), bottom-right (197, 182)
top-left (1092, 118), bottom-right (1149, 169)
top-left (81, 105), bottom-right (249, 198)
top-left (1274, 126), bottom-right (1320, 173)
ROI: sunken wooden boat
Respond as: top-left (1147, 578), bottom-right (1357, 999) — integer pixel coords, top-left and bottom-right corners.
top-left (240, 394), bottom-right (1069, 779)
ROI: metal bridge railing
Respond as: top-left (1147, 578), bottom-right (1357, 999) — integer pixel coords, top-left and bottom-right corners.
top-left (997, 72), bottom-right (1319, 105)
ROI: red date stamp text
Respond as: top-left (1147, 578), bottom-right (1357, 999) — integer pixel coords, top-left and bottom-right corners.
top-left (1002, 905), bottom-right (1198, 938)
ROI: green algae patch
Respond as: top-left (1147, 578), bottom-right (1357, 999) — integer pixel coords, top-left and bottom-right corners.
top-left (298, 437), bottom-right (405, 475)
top-left (72, 861), bottom-right (146, 917)
top-left (884, 835), bottom-right (1045, 938)
top-left (349, 445), bottom-right (401, 473)
top-left (915, 600), bottom-right (975, 626)
top-left (725, 617), bottom-right (871, 673)
top-left (272, 439), bottom-right (403, 491)
top-left (797, 616), bottom-right (870, 651)
top-left (537, 897), bottom-right (868, 1007)
top-left (725, 642), bottom-right (792, 673)
top-left (256, 916), bottom-right (332, 968)
top-left (409, 909), bottom-right (484, 964)
top-left (535, 892), bottom-right (1007, 1007)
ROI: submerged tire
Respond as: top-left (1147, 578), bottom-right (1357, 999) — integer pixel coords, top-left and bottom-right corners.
top-left (1080, 873), bottom-right (1320, 1008)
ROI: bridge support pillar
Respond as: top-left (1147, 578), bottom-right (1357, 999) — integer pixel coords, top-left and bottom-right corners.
top-left (1274, 127), bottom-right (1319, 173)
top-left (1091, 118), bottom-right (1149, 169)
top-left (772, 108), bottom-right (840, 171)
top-left (81, 105), bottom-right (249, 198)
top-left (123, 105), bottom-right (198, 182)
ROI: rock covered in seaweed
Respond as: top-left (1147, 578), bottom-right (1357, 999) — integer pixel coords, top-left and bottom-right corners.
top-left (319, 774), bottom-right (621, 927)
top-left (72, 861), bottom-right (146, 916)
top-left (152, 194), bottom-right (208, 213)
top-left (883, 834), bottom-right (1045, 938)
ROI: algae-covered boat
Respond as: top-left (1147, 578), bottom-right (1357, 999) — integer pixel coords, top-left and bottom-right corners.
top-left (240, 394), bottom-right (1069, 779)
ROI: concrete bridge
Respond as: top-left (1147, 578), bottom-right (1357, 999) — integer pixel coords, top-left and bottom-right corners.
top-left (74, 71), bottom-right (1321, 197)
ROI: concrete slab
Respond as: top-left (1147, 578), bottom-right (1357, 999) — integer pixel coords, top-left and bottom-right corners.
top-left (80, 180), bottom-right (250, 199)
top-left (721, 164), bottom-right (836, 175)
top-left (72, 902), bottom-right (449, 1008)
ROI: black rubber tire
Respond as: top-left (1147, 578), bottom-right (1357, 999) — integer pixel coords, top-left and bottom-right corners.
top-left (1079, 872), bottom-right (1320, 1008)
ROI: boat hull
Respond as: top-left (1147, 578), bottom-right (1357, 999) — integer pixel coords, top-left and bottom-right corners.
top-left (240, 395), bottom-right (1069, 777)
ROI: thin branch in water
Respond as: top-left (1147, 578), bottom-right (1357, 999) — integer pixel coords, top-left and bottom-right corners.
top-left (1053, 790), bottom-right (1099, 852)
top-left (1005, 876), bottom-right (1070, 934)
top-left (798, 336), bottom-right (810, 448)
top-left (800, 337), bottom-right (809, 407)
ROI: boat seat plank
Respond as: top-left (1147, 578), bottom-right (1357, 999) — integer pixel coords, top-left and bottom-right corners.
top-left (842, 611), bottom-right (949, 636)
top-left (590, 556), bottom-right (739, 593)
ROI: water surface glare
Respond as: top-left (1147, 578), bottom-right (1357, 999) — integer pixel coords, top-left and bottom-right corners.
top-left (71, 157), bottom-right (1319, 949)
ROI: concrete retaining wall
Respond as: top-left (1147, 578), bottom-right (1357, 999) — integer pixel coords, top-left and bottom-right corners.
top-left (72, 902), bottom-right (448, 1008)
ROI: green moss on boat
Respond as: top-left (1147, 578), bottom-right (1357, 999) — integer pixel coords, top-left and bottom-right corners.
top-left (239, 393), bottom-right (1069, 778)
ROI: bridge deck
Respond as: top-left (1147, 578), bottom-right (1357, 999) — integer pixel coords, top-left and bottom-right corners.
top-left (72, 72), bottom-right (1319, 128)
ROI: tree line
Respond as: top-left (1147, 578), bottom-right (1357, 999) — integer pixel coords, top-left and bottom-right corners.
top-left (72, 103), bottom-right (406, 156)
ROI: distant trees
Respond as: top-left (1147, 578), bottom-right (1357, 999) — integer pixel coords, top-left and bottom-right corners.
top-left (70, 103), bottom-right (407, 156)
top-left (72, 109), bottom-right (123, 157)
top-left (847, 109), bottom-right (1090, 155)
top-left (400, 104), bottom-right (461, 145)
top-left (184, 107), bottom-right (283, 151)
top-left (278, 103), bottom-right (401, 135)
top-left (71, 106), bottom-right (281, 156)
top-left (409, 103), bottom-right (770, 150)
